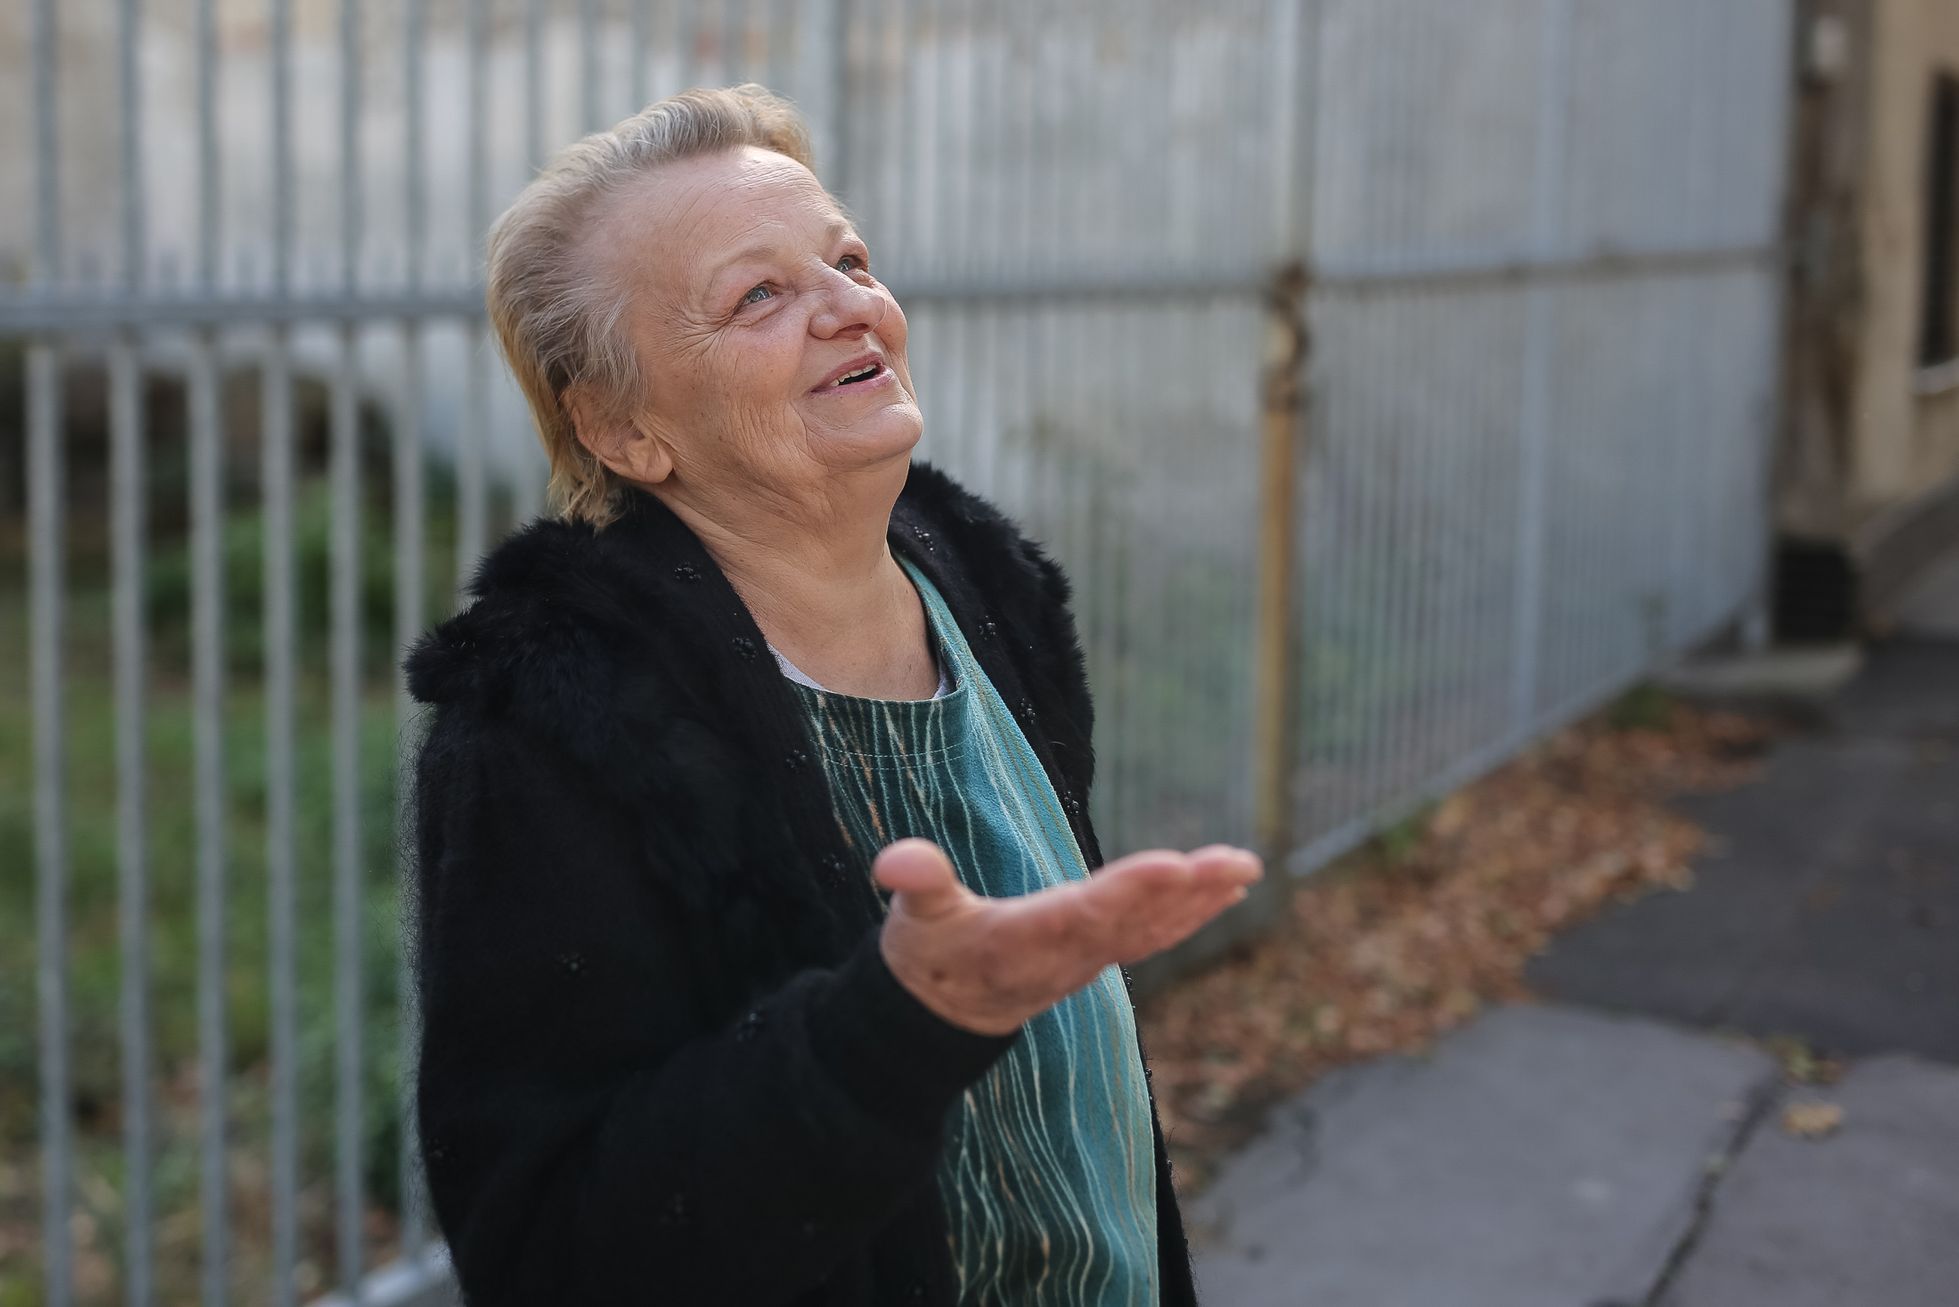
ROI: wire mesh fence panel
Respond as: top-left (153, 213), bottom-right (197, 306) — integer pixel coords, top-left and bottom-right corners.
top-left (1285, 0), bottom-right (1791, 872)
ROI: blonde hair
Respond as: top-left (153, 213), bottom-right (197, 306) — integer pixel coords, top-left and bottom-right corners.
top-left (484, 84), bottom-right (816, 529)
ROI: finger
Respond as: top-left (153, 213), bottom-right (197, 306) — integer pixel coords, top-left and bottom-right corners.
top-left (1097, 848), bottom-right (1199, 894)
top-left (872, 838), bottom-right (966, 914)
top-left (987, 851), bottom-right (1201, 967)
top-left (1062, 854), bottom-right (1201, 957)
top-left (1080, 853), bottom-right (1195, 927)
top-left (1189, 847), bottom-right (1264, 889)
top-left (1108, 873), bottom-right (1255, 962)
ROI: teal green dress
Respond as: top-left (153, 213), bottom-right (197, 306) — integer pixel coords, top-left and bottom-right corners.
top-left (769, 554), bottom-right (1159, 1307)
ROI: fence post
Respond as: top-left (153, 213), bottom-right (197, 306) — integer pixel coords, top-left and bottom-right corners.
top-left (1254, 260), bottom-right (1309, 870)
top-left (1510, 0), bottom-right (1576, 741)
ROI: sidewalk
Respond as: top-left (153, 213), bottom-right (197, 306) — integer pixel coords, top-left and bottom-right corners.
top-left (1187, 572), bottom-right (1959, 1306)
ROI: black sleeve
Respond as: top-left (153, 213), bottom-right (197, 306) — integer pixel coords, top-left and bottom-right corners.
top-left (409, 709), bottom-right (1022, 1306)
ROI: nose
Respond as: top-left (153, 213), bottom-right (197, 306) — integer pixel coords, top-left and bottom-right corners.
top-left (809, 269), bottom-right (885, 340)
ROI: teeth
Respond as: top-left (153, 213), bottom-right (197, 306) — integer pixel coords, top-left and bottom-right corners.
top-left (833, 364), bottom-right (878, 386)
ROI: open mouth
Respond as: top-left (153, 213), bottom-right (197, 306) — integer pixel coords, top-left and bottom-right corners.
top-left (828, 362), bottom-right (884, 388)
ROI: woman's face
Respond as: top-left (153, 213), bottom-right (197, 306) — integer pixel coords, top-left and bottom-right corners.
top-left (583, 145), bottom-right (924, 506)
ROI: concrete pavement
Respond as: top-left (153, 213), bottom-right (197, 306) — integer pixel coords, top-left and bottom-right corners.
top-left (1187, 1005), bottom-right (1959, 1307)
top-left (1187, 581), bottom-right (1959, 1306)
top-left (1659, 1055), bottom-right (1959, 1307)
top-left (1188, 1004), bottom-right (1781, 1307)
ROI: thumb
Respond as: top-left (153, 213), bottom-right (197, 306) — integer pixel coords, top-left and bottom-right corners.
top-left (872, 838), bottom-right (965, 913)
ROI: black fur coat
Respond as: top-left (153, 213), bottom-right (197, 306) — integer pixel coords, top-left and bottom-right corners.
top-left (403, 457), bottom-right (1200, 1306)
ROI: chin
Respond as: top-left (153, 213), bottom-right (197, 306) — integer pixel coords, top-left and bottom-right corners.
top-left (827, 408), bottom-right (925, 459)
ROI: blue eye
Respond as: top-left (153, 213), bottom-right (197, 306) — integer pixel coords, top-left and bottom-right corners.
top-left (839, 253), bottom-right (866, 274)
top-left (741, 284), bottom-right (774, 306)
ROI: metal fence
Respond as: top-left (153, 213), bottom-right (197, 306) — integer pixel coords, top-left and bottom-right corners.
top-left (3, 0), bottom-right (1792, 1303)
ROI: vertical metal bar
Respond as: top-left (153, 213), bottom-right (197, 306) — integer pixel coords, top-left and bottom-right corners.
top-left (721, 0), bottom-right (745, 80)
top-left (878, 0), bottom-right (908, 269)
top-left (113, 0), bottom-right (154, 1301)
top-left (511, 0), bottom-right (545, 546)
top-left (329, 335), bottom-right (365, 1299)
top-left (737, 0), bottom-right (760, 80)
top-left (1055, 5), bottom-right (1086, 574)
top-left (696, 0), bottom-right (721, 85)
top-left (631, 0), bottom-right (650, 107)
top-left (113, 355), bottom-right (153, 1307)
top-left (187, 325), bottom-right (229, 1307)
top-left (264, 1), bottom-right (299, 1302)
top-left (949, 0), bottom-right (984, 479)
top-left (910, 0), bottom-right (938, 272)
top-left (1387, 6), bottom-right (1427, 788)
top-left (1353, 286), bottom-right (1393, 818)
top-left (824, 0), bottom-right (858, 216)
top-left (676, 0), bottom-right (701, 91)
top-left (393, 339), bottom-right (430, 1253)
top-left (1509, 0), bottom-right (1574, 740)
top-left (979, 0), bottom-right (1010, 288)
top-left (333, 0), bottom-right (366, 1297)
top-left (760, 0), bottom-right (789, 93)
top-left (271, 0), bottom-right (292, 298)
top-left (1276, 0), bottom-right (1321, 850)
top-left (261, 339), bottom-right (300, 1307)
top-left (459, 329), bottom-right (489, 597)
top-left (509, 0), bottom-right (546, 543)
top-left (1746, 0), bottom-right (1798, 651)
top-left (794, 0), bottom-right (839, 185)
top-left (1268, 0), bottom-right (1305, 260)
top-left (33, 1), bottom-right (70, 1301)
top-left (120, 0), bottom-right (145, 290)
top-left (1483, 288), bottom-right (1519, 753)
top-left (1414, 284), bottom-right (1448, 789)
top-left (955, 0), bottom-right (980, 289)
top-left (459, 0), bottom-right (491, 593)
top-left (1666, 0), bottom-right (1718, 657)
top-left (527, 0), bottom-right (546, 168)
top-left (1343, 7), bottom-right (1384, 815)
top-left (1463, 286), bottom-right (1504, 765)
top-left (397, 0), bottom-right (432, 1257)
top-left (1112, 304), bottom-right (1144, 847)
top-left (581, 0), bottom-right (602, 131)
top-left (1401, 14), bottom-right (1443, 797)
top-left (1310, 309), bottom-right (1348, 836)
top-left (407, 0), bottom-right (427, 290)
top-left (190, 30), bottom-right (226, 1306)
top-left (30, 0), bottom-right (60, 290)
top-left (30, 349), bottom-right (70, 1307)
top-left (1369, 1), bottom-right (1417, 814)
top-left (29, 361), bottom-right (71, 1307)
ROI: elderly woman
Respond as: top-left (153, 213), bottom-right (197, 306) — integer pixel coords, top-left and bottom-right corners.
top-left (404, 84), bottom-right (1262, 1307)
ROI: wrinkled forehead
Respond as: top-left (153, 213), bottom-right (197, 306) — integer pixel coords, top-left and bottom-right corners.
top-left (591, 146), bottom-right (851, 305)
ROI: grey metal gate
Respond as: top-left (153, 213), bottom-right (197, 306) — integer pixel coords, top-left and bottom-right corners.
top-left (2, 1), bottom-right (1791, 1303)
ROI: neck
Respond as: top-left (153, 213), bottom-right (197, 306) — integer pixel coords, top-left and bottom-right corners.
top-left (648, 462), bottom-right (915, 661)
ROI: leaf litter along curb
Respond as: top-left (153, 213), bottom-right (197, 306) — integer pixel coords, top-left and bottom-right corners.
top-left (1137, 696), bottom-right (1772, 1197)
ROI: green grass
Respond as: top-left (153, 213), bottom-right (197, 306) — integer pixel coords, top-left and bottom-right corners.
top-left (0, 481), bottom-right (463, 1303)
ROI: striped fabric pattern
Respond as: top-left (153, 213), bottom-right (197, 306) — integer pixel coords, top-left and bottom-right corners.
top-left (777, 553), bottom-right (1159, 1306)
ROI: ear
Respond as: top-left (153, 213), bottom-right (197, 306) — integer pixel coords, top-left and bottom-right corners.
top-left (565, 384), bottom-right (675, 486)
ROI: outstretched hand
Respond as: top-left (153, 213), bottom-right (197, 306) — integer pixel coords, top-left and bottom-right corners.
top-left (873, 837), bottom-right (1263, 1037)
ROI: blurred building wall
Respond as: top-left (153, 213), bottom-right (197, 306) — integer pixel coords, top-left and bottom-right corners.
top-left (1781, 0), bottom-right (1959, 632)
top-left (1858, 0), bottom-right (1959, 502)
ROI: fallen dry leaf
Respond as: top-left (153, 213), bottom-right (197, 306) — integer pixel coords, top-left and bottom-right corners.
top-left (1781, 1101), bottom-right (1845, 1139)
top-left (1139, 700), bottom-right (1770, 1195)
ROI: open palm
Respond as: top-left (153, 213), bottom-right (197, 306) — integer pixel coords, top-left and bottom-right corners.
top-left (873, 837), bottom-right (1264, 1037)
